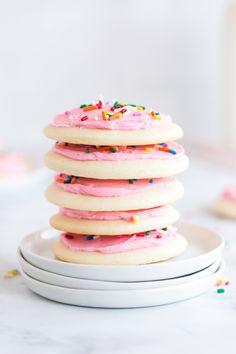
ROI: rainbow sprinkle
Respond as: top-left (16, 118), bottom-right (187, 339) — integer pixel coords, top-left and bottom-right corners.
top-left (145, 147), bottom-right (153, 152)
top-left (65, 234), bottom-right (74, 239)
top-left (132, 215), bottom-right (140, 224)
top-left (217, 288), bottom-right (225, 294)
top-left (215, 278), bottom-right (231, 294)
top-left (3, 269), bottom-right (20, 278)
top-left (109, 147), bottom-right (117, 153)
top-left (76, 99), bottom-right (163, 123)
top-left (64, 176), bottom-right (73, 184)
top-left (159, 146), bottom-right (177, 155)
top-left (86, 235), bottom-right (95, 240)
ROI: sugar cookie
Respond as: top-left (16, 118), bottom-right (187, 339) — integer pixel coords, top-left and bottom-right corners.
top-left (50, 205), bottom-right (179, 235)
top-left (45, 176), bottom-right (184, 211)
top-left (54, 229), bottom-right (187, 265)
top-left (214, 186), bottom-right (236, 219)
top-left (45, 143), bottom-right (189, 179)
top-left (44, 100), bottom-right (183, 146)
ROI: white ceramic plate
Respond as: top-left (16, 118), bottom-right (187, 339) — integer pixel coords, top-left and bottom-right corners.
top-left (21, 262), bottom-right (224, 308)
top-left (18, 250), bottom-right (222, 290)
top-left (19, 223), bottom-right (224, 282)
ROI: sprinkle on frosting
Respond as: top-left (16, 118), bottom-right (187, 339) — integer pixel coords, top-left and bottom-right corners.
top-left (55, 174), bottom-right (175, 197)
top-left (52, 98), bottom-right (172, 130)
top-left (52, 142), bottom-right (182, 162)
top-left (132, 215), bottom-right (140, 224)
top-left (86, 235), bottom-right (95, 240)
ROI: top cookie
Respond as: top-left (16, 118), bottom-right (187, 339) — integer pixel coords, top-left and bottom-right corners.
top-left (44, 99), bottom-right (183, 146)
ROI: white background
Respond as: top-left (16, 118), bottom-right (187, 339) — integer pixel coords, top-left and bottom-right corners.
top-left (0, 0), bottom-right (231, 148)
top-left (1, 2), bottom-right (236, 352)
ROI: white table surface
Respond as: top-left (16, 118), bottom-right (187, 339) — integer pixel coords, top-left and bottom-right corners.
top-left (1, 157), bottom-right (236, 354)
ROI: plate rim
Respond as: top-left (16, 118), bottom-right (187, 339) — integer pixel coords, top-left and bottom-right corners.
top-left (20, 260), bottom-right (225, 295)
top-left (18, 249), bottom-right (223, 289)
top-left (19, 222), bottom-right (224, 270)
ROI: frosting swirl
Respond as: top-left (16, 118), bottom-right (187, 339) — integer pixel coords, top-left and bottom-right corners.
top-left (52, 100), bottom-right (172, 131)
top-left (60, 205), bottom-right (168, 222)
top-left (223, 186), bottom-right (236, 202)
top-left (53, 142), bottom-right (183, 161)
top-left (60, 229), bottom-right (176, 254)
top-left (55, 174), bottom-right (175, 197)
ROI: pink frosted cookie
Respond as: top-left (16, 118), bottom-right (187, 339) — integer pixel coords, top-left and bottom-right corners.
top-left (44, 99), bottom-right (183, 146)
top-left (214, 186), bottom-right (236, 219)
top-left (45, 175), bottom-right (184, 211)
top-left (53, 228), bottom-right (187, 265)
top-left (50, 204), bottom-right (179, 235)
top-left (45, 142), bottom-right (188, 179)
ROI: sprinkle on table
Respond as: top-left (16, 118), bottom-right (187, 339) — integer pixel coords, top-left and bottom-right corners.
top-left (217, 288), bottom-right (225, 294)
top-left (216, 278), bottom-right (224, 286)
top-left (225, 281), bottom-right (230, 286)
top-left (81, 116), bottom-right (88, 121)
top-left (3, 269), bottom-right (20, 278)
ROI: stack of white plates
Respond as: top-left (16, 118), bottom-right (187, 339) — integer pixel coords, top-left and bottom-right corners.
top-left (18, 223), bottom-right (225, 308)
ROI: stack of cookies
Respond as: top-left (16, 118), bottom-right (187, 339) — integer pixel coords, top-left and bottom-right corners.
top-left (44, 98), bottom-right (189, 265)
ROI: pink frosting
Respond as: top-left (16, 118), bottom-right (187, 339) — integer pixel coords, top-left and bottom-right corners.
top-left (223, 186), bottom-right (236, 202)
top-left (60, 205), bottom-right (168, 222)
top-left (60, 229), bottom-right (176, 254)
top-left (52, 102), bottom-right (172, 131)
top-left (53, 143), bottom-right (183, 161)
top-left (55, 175), bottom-right (175, 197)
